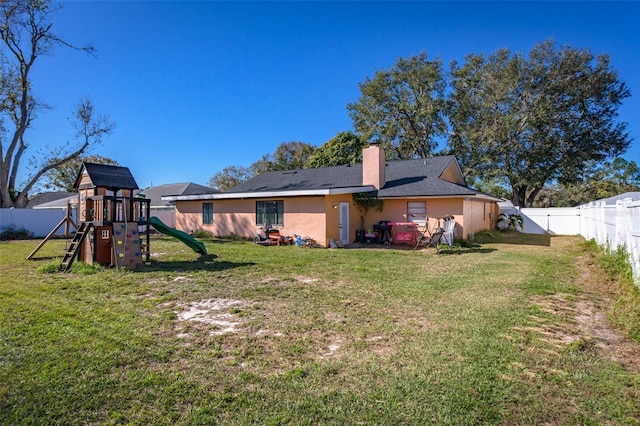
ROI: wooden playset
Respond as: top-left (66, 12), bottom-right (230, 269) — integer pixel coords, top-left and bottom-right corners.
top-left (28, 163), bottom-right (151, 270)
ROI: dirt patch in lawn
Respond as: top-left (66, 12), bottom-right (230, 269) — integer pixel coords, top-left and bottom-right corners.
top-left (529, 254), bottom-right (640, 373)
top-left (175, 298), bottom-right (250, 336)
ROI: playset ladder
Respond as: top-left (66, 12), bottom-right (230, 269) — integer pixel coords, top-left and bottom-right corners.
top-left (60, 223), bottom-right (94, 271)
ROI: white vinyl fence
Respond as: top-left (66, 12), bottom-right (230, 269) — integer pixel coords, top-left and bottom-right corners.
top-left (498, 206), bottom-right (581, 235)
top-left (500, 199), bottom-right (640, 286)
top-left (0, 208), bottom-right (74, 237)
top-left (579, 198), bottom-right (640, 286)
top-left (0, 208), bottom-right (175, 238)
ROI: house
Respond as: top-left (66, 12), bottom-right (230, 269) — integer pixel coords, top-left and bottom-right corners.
top-left (27, 191), bottom-right (76, 209)
top-left (31, 182), bottom-right (216, 227)
top-left (164, 143), bottom-right (501, 247)
top-left (137, 182), bottom-right (218, 227)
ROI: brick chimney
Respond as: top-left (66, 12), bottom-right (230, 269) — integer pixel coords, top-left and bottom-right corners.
top-left (362, 142), bottom-right (386, 189)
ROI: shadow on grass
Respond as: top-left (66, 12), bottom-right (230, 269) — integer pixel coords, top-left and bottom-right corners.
top-left (474, 230), bottom-right (552, 247)
top-left (436, 247), bottom-right (498, 255)
top-left (139, 254), bottom-right (255, 273)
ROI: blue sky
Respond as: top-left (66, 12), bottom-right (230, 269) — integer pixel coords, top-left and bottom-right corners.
top-left (26, 1), bottom-right (640, 189)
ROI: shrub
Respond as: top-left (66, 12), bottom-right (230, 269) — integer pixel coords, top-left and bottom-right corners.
top-left (497, 213), bottom-right (524, 231)
top-left (192, 229), bottom-right (213, 239)
top-left (0, 225), bottom-right (33, 241)
top-left (584, 239), bottom-right (640, 342)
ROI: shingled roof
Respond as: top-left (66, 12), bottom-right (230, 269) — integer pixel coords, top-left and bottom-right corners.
top-left (164, 155), bottom-right (499, 201)
top-left (75, 163), bottom-right (139, 191)
top-left (137, 183), bottom-right (219, 207)
top-left (225, 155), bottom-right (466, 197)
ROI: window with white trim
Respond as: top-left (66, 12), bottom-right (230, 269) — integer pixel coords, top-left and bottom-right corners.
top-left (256, 200), bottom-right (284, 226)
top-left (202, 202), bottom-right (213, 225)
top-left (407, 201), bottom-right (426, 224)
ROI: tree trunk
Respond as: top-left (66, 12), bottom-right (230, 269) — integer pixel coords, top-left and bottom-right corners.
top-left (511, 186), bottom-right (527, 207)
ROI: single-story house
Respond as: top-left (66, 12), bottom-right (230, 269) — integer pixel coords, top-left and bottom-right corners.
top-left (27, 191), bottom-right (76, 209)
top-left (137, 182), bottom-right (218, 227)
top-left (31, 183), bottom-right (216, 228)
top-left (163, 143), bottom-right (501, 247)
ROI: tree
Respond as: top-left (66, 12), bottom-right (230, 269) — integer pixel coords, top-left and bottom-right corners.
top-left (304, 131), bottom-right (366, 168)
top-left (207, 165), bottom-right (252, 191)
top-left (40, 155), bottom-right (119, 192)
top-left (208, 142), bottom-right (316, 190)
top-left (534, 157), bottom-right (640, 207)
top-left (0, 0), bottom-right (109, 208)
top-left (448, 40), bottom-right (631, 207)
top-left (347, 53), bottom-right (447, 159)
top-left (251, 141), bottom-right (316, 173)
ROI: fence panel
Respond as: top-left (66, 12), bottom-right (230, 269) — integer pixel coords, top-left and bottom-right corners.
top-left (499, 206), bottom-right (581, 235)
top-left (1, 208), bottom-right (175, 238)
top-left (500, 200), bottom-right (639, 286)
top-left (579, 199), bottom-right (640, 287)
top-left (0, 208), bottom-right (72, 237)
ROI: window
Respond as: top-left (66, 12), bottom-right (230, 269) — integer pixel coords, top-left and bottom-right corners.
top-left (202, 202), bottom-right (213, 225)
top-left (256, 200), bottom-right (284, 226)
top-left (407, 201), bottom-right (426, 224)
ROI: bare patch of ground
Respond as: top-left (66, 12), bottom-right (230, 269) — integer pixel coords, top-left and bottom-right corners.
top-left (528, 254), bottom-right (640, 373)
top-left (175, 298), bottom-right (250, 336)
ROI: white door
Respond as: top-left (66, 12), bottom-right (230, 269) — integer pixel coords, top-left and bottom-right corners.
top-left (339, 202), bottom-right (350, 244)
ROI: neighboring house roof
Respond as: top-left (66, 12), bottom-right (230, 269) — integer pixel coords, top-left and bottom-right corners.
top-left (30, 183), bottom-right (217, 210)
top-left (74, 163), bottom-right (139, 191)
top-left (32, 195), bottom-right (77, 210)
top-left (137, 183), bottom-right (218, 208)
top-left (27, 191), bottom-right (76, 208)
top-left (164, 155), bottom-right (500, 202)
top-left (595, 191), bottom-right (640, 205)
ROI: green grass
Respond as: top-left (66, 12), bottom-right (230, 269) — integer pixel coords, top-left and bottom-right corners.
top-left (1, 234), bottom-right (639, 425)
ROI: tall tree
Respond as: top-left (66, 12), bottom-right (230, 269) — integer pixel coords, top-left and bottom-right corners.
top-left (304, 131), bottom-right (366, 168)
top-left (252, 141), bottom-right (316, 173)
top-left (207, 165), bottom-right (252, 191)
top-left (0, 0), bottom-right (109, 208)
top-left (448, 40), bottom-right (631, 207)
top-left (347, 53), bottom-right (447, 159)
top-left (40, 154), bottom-right (119, 192)
top-left (534, 157), bottom-right (640, 207)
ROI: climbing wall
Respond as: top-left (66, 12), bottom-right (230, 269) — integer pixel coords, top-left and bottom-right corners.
top-left (112, 222), bottom-right (143, 269)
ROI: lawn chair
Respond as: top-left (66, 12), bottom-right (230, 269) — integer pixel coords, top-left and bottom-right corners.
top-left (441, 216), bottom-right (456, 248)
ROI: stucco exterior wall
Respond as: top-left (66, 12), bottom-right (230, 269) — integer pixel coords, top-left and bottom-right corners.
top-left (175, 197), bottom-right (333, 245)
top-left (463, 199), bottom-right (498, 239)
top-left (439, 167), bottom-right (462, 185)
top-left (361, 198), bottom-right (463, 235)
top-left (174, 195), bottom-right (498, 246)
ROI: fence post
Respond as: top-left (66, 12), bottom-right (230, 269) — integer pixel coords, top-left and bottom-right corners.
top-left (623, 198), bottom-right (640, 286)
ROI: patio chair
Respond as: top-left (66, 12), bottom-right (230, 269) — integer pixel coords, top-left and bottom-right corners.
top-left (441, 217), bottom-right (456, 248)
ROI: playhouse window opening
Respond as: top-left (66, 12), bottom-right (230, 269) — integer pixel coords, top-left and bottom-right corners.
top-left (256, 200), bottom-right (284, 226)
top-left (202, 202), bottom-right (213, 225)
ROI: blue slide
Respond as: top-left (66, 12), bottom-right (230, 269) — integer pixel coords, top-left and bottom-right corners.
top-left (149, 216), bottom-right (208, 255)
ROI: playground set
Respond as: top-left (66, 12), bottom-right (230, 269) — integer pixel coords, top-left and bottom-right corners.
top-left (27, 163), bottom-right (207, 271)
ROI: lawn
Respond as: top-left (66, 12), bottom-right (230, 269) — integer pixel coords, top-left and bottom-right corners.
top-left (1, 233), bottom-right (639, 425)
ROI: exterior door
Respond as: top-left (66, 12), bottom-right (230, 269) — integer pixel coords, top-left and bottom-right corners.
top-left (339, 202), bottom-right (350, 244)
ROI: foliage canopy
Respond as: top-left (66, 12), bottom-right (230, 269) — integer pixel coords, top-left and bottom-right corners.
top-left (347, 53), bottom-right (447, 160)
top-left (0, 0), bottom-right (113, 208)
top-left (448, 40), bottom-right (631, 207)
top-left (304, 131), bottom-right (366, 168)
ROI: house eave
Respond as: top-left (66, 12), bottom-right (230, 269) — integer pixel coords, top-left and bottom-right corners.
top-left (378, 193), bottom-right (502, 202)
top-left (162, 186), bottom-right (375, 201)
